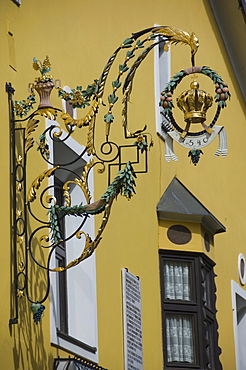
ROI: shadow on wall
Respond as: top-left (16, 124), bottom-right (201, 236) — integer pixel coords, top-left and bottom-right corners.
top-left (9, 217), bottom-right (53, 369)
top-left (11, 299), bottom-right (53, 370)
top-left (9, 235), bottom-right (54, 370)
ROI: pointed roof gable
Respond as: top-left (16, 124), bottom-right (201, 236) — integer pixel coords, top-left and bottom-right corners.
top-left (157, 177), bottom-right (226, 235)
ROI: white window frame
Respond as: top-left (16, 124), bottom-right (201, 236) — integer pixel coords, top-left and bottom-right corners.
top-left (61, 85), bottom-right (77, 120)
top-left (154, 26), bottom-right (171, 138)
top-left (48, 119), bottom-right (98, 363)
top-left (231, 280), bottom-right (246, 370)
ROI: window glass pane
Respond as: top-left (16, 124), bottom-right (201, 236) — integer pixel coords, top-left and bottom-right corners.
top-left (204, 320), bottom-right (212, 366)
top-left (166, 313), bottom-right (195, 363)
top-left (204, 270), bottom-right (212, 309)
top-left (164, 260), bottom-right (191, 301)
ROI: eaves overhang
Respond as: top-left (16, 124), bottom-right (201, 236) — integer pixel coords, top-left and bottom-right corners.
top-left (157, 177), bottom-right (226, 235)
top-left (209, 0), bottom-right (246, 101)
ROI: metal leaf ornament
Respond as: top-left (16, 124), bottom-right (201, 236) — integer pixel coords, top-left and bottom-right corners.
top-left (152, 26), bottom-right (199, 56)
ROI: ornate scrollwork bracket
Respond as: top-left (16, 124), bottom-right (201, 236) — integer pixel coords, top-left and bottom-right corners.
top-left (8, 26), bottom-right (200, 324)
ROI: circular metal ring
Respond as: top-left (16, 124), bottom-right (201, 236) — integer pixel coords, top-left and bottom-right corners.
top-left (161, 66), bottom-right (229, 137)
top-left (15, 217), bottom-right (25, 236)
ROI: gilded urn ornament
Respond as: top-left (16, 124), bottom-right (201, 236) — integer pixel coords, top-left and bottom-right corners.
top-left (32, 56), bottom-right (55, 108)
top-left (34, 80), bottom-right (55, 109)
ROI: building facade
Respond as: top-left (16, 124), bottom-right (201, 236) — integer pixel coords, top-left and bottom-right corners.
top-left (1, 1), bottom-right (246, 369)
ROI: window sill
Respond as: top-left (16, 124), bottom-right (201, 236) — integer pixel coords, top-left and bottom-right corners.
top-left (57, 329), bottom-right (97, 354)
top-left (165, 364), bottom-right (200, 370)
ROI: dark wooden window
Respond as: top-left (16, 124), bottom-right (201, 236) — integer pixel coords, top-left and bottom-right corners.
top-left (54, 177), bottom-right (68, 334)
top-left (159, 250), bottom-right (222, 370)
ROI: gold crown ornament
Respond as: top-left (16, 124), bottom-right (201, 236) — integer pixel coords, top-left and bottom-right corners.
top-left (177, 80), bottom-right (213, 138)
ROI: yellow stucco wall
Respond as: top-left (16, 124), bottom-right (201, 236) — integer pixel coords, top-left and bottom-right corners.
top-left (0, 1), bottom-right (245, 369)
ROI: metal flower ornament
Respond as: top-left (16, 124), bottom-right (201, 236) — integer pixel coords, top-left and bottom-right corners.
top-left (7, 25), bottom-right (225, 324)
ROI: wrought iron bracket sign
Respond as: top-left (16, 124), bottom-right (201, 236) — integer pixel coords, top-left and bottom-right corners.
top-left (7, 25), bottom-right (227, 325)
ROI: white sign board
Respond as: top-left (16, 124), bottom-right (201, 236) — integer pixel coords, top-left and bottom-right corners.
top-left (122, 268), bottom-right (143, 370)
